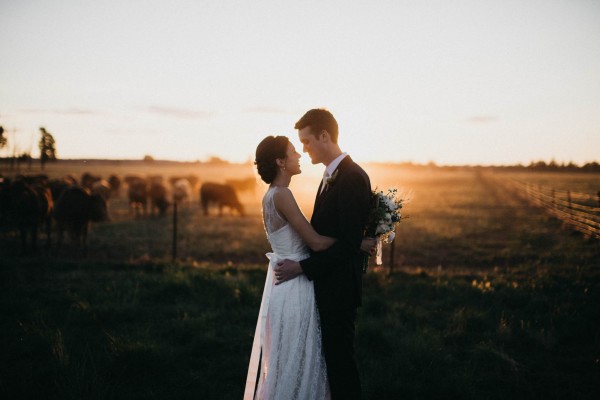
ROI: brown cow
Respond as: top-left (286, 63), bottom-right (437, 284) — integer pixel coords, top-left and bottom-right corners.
top-left (127, 177), bottom-right (148, 218)
top-left (149, 182), bottom-right (170, 216)
top-left (81, 172), bottom-right (101, 190)
top-left (200, 182), bottom-right (244, 216)
top-left (54, 186), bottom-right (109, 255)
top-left (108, 175), bottom-right (121, 197)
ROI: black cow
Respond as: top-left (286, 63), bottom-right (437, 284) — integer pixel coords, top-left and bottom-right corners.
top-left (200, 182), bottom-right (244, 216)
top-left (0, 176), bottom-right (11, 227)
top-left (1, 179), bottom-right (53, 253)
top-left (49, 175), bottom-right (77, 205)
top-left (54, 186), bottom-right (109, 255)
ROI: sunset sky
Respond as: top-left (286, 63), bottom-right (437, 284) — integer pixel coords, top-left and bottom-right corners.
top-left (1, 0), bottom-right (599, 165)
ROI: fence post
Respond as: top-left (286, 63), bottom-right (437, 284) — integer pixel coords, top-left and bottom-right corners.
top-left (567, 190), bottom-right (572, 209)
top-left (172, 201), bottom-right (178, 262)
top-left (551, 188), bottom-right (555, 208)
top-left (597, 191), bottom-right (600, 208)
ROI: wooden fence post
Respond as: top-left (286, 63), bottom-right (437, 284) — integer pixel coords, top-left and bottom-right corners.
top-left (567, 190), bottom-right (572, 209)
top-left (172, 201), bottom-right (178, 262)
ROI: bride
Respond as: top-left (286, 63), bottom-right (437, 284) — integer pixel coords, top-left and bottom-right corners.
top-left (244, 136), bottom-right (374, 400)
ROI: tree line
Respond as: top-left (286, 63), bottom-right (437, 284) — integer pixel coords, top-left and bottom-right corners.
top-left (1, 125), bottom-right (598, 172)
top-left (0, 126), bottom-right (57, 170)
top-left (491, 160), bottom-right (600, 173)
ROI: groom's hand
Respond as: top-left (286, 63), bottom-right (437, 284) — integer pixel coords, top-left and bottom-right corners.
top-left (361, 238), bottom-right (377, 256)
top-left (274, 260), bottom-right (302, 284)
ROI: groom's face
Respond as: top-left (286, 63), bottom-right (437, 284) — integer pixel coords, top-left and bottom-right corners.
top-left (298, 127), bottom-right (326, 165)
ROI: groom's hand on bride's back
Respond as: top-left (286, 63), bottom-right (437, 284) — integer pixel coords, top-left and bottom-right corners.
top-left (274, 260), bottom-right (303, 285)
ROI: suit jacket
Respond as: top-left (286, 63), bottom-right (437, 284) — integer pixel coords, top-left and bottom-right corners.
top-left (300, 156), bottom-right (371, 311)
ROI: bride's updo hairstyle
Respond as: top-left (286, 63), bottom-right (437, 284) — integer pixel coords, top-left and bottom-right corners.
top-left (255, 135), bottom-right (289, 184)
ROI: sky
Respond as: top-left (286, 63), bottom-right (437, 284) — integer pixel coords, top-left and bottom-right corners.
top-left (1, 0), bottom-right (599, 165)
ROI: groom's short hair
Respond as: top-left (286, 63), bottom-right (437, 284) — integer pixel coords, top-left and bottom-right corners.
top-left (295, 108), bottom-right (339, 143)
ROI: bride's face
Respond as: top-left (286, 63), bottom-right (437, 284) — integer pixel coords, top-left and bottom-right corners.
top-left (282, 142), bottom-right (302, 176)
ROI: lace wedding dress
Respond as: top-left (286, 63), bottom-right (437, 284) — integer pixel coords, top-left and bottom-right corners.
top-left (244, 187), bottom-right (329, 400)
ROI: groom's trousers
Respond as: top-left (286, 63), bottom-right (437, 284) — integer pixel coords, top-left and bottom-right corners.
top-left (320, 307), bottom-right (361, 400)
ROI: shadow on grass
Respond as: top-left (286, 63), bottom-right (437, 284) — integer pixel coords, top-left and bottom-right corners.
top-left (1, 257), bottom-right (599, 399)
top-left (0, 258), bottom-right (263, 400)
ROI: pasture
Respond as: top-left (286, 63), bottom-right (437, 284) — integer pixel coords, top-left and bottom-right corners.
top-left (1, 161), bottom-right (599, 399)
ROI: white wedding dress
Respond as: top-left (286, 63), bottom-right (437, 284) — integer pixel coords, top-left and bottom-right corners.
top-left (244, 187), bottom-right (329, 400)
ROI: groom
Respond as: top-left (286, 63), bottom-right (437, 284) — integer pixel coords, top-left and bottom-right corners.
top-left (275, 108), bottom-right (371, 400)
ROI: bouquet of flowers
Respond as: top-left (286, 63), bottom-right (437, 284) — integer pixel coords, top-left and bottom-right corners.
top-left (365, 188), bottom-right (403, 266)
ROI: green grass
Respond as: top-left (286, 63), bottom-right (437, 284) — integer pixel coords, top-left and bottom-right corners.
top-left (359, 264), bottom-right (600, 399)
top-left (0, 259), bottom-right (263, 399)
top-left (1, 257), bottom-right (599, 399)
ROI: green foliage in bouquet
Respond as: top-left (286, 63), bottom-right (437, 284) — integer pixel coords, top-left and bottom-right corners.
top-left (365, 188), bottom-right (403, 242)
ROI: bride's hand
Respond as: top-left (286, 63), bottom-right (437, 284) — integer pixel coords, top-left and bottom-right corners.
top-left (361, 238), bottom-right (377, 256)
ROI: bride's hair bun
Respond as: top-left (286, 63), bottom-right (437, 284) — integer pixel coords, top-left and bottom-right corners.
top-left (255, 136), bottom-right (289, 184)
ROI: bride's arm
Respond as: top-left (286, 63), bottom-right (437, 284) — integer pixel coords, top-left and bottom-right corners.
top-left (273, 188), bottom-right (335, 252)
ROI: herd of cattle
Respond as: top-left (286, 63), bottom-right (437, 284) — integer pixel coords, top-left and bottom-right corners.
top-left (0, 172), bottom-right (255, 254)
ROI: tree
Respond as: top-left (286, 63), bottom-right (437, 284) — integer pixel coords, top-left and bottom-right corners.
top-left (0, 126), bottom-right (6, 150)
top-left (39, 127), bottom-right (57, 169)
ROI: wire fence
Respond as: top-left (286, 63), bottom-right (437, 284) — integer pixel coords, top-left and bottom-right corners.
top-left (492, 175), bottom-right (600, 239)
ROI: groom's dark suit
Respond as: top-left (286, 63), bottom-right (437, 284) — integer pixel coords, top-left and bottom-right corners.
top-left (300, 155), bottom-right (370, 400)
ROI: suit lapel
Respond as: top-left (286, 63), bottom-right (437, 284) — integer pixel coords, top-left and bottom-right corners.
top-left (313, 156), bottom-right (353, 213)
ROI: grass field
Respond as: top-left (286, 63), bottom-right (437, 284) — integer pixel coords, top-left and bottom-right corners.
top-left (1, 162), bottom-right (599, 399)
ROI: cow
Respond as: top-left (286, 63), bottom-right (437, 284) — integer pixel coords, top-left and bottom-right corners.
top-left (148, 175), bottom-right (163, 185)
top-left (53, 186), bottom-right (109, 255)
top-left (49, 175), bottom-right (77, 205)
top-left (149, 182), bottom-right (170, 217)
top-left (2, 179), bottom-right (53, 253)
top-left (81, 172), bottom-right (101, 190)
top-left (124, 174), bottom-right (144, 186)
top-left (169, 175), bottom-right (199, 197)
top-left (0, 176), bottom-right (11, 227)
top-left (200, 182), bottom-right (244, 216)
top-left (171, 178), bottom-right (192, 204)
top-left (108, 175), bottom-right (121, 197)
top-left (92, 179), bottom-right (112, 203)
top-left (126, 176), bottom-right (148, 218)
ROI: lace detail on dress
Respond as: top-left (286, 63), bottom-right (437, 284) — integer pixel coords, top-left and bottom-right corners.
top-left (262, 186), bottom-right (289, 235)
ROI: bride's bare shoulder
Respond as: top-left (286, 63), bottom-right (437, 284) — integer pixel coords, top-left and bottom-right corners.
top-left (272, 186), bottom-right (298, 205)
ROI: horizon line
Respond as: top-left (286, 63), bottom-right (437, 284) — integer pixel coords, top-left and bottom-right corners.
top-left (1, 157), bottom-right (598, 169)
